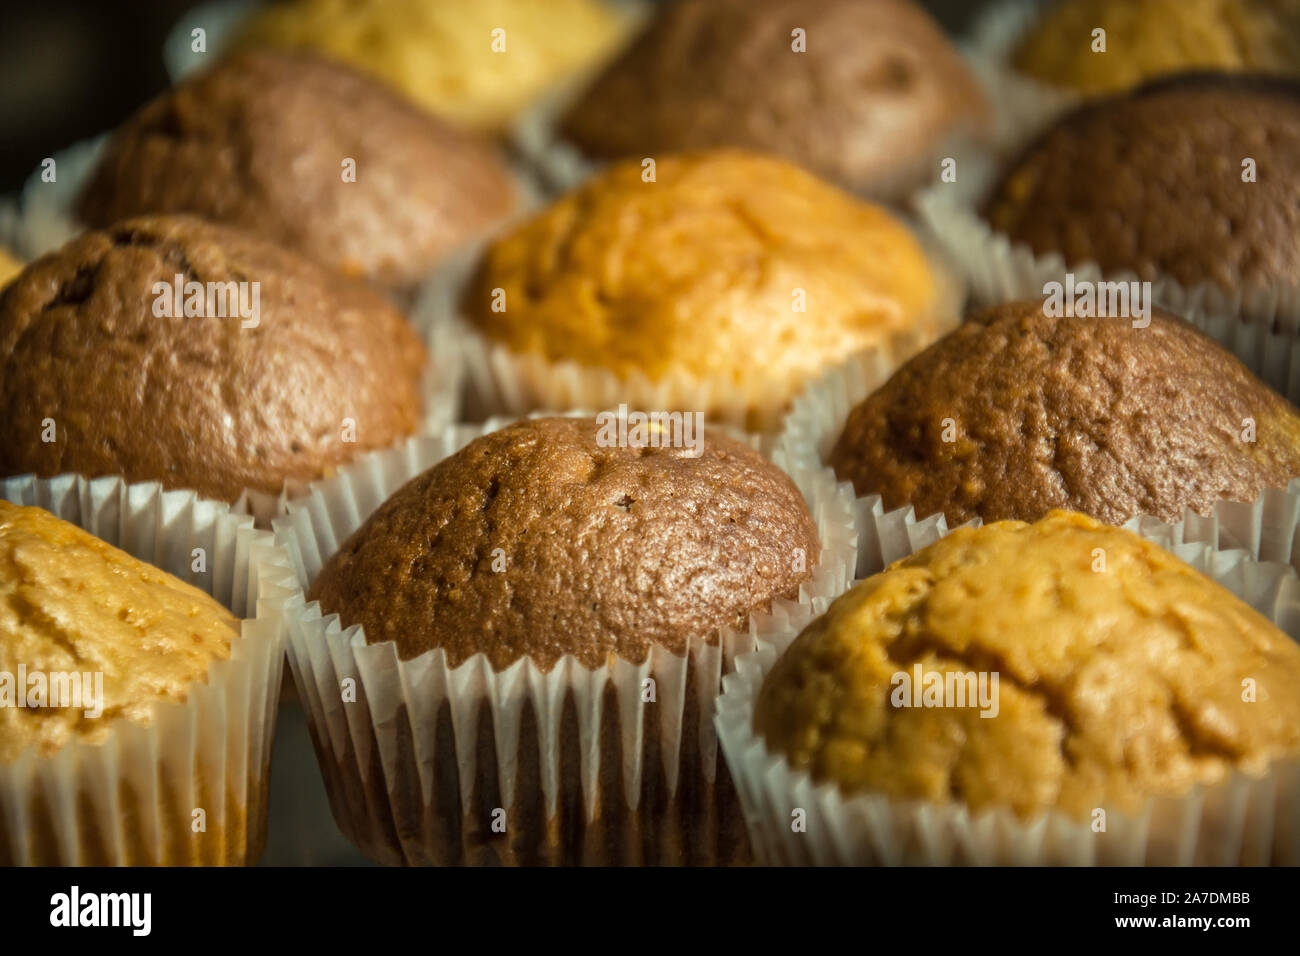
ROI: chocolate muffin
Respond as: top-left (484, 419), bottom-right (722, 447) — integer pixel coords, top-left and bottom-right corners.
top-left (0, 215), bottom-right (429, 504)
top-left (983, 73), bottom-right (1300, 294)
top-left (559, 0), bottom-right (991, 202)
top-left (756, 511), bottom-right (1300, 822)
top-left (77, 51), bottom-right (517, 295)
top-left (829, 299), bottom-right (1300, 525)
top-left (303, 415), bottom-right (821, 865)
top-left (311, 416), bottom-right (819, 670)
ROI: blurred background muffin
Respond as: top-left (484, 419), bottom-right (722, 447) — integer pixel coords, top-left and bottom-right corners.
top-left (983, 73), bottom-right (1300, 296)
top-left (0, 215), bottom-right (429, 505)
top-left (829, 299), bottom-right (1300, 526)
top-left (76, 50), bottom-right (518, 298)
top-left (228, 0), bottom-right (637, 133)
top-left (459, 150), bottom-right (954, 430)
top-left (0, 248), bottom-right (21, 288)
top-left (755, 511), bottom-right (1300, 827)
top-left (1012, 0), bottom-right (1300, 96)
top-left (559, 0), bottom-right (991, 202)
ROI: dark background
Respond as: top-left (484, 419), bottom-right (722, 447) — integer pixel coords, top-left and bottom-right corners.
top-left (0, 0), bottom-right (997, 196)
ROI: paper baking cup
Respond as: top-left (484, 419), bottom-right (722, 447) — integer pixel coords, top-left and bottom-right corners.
top-left (0, 473), bottom-right (294, 865)
top-left (717, 521), bottom-right (1300, 865)
top-left (270, 413), bottom-right (857, 865)
top-left (781, 323), bottom-right (1300, 579)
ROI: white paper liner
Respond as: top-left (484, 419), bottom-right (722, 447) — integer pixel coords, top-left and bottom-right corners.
top-left (781, 318), bottom-right (1300, 579)
top-left (0, 473), bottom-right (295, 865)
top-left (270, 412), bottom-right (858, 864)
top-left (716, 521), bottom-right (1300, 866)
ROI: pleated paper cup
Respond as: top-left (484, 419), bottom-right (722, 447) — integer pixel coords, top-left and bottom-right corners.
top-left (781, 315), bottom-right (1300, 579)
top-left (270, 414), bottom-right (858, 865)
top-left (716, 521), bottom-right (1300, 866)
top-left (0, 473), bottom-right (295, 865)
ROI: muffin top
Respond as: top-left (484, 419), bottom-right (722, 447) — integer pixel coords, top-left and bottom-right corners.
top-left (1013, 0), bottom-right (1300, 96)
top-left (0, 501), bottom-right (238, 764)
top-left (984, 73), bottom-right (1300, 293)
top-left (560, 0), bottom-right (990, 201)
top-left (232, 0), bottom-right (632, 132)
top-left (463, 150), bottom-right (942, 425)
top-left (830, 299), bottom-right (1300, 526)
top-left (0, 215), bottom-right (428, 503)
top-left (755, 510), bottom-right (1300, 819)
top-left (308, 416), bottom-right (820, 671)
top-left (77, 50), bottom-right (517, 292)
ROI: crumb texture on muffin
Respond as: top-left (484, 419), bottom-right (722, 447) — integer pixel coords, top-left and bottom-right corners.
top-left (232, 0), bottom-right (633, 131)
top-left (1013, 0), bottom-right (1300, 95)
top-left (77, 51), bottom-right (517, 290)
top-left (984, 74), bottom-right (1300, 292)
top-left (829, 299), bottom-right (1300, 526)
top-left (561, 0), bottom-right (989, 200)
top-left (309, 416), bottom-right (820, 671)
top-left (0, 215), bottom-right (428, 502)
top-left (0, 501), bottom-right (237, 763)
top-left (755, 510), bottom-right (1300, 819)
top-left (464, 151), bottom-right (940, 418)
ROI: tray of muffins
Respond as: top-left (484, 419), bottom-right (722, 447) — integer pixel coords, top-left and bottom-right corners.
top-left (0, 0), bottom-right (1298, 871)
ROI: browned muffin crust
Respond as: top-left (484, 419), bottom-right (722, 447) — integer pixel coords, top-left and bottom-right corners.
top-left (77, 50), bottom-right (517, 293)
top-left (0, 214), bottom-right (428, 503)
top-left (984, 73), bottom-right (1300, 292)
top-left (829, 298), bottom-right (1300, 525)
top-left (309, 416), bottom-right (820, 670)
top-left (559, 0), bottom-right (990, 202)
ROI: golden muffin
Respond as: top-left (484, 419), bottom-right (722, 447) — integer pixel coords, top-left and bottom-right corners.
top-left (1013, 0), bottom-right (1300, 96)
top-left (231, 0), bottom-right (634, 132)
top-left (0, 500), bottom-right (237, 765)
top-left (462, 150), bottom-right (946, 430)
top-left (0, 249), bottom-right (21, 289)
top-left (755, 511), bottom-right (1300, 821)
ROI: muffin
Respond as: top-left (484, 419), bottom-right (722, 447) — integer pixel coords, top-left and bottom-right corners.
top-left (748, 511), bottom-right (1300, 861)
top-left (76, 51), bottom-right (517, 296)
top-left (983, 73), bottom-right (1300, 295)
top-left (460, 150), bottom-right (951, 431)
top-left (0, 215), bottom-right (430, 506)
top-left (301, 415), bottom-right (823, 865)
top-left (829, 298), bottom-right (1300, 527)
top-left (1012, 0), bottom-right (1300, 96)
top-left (0, 249), bottom-right (21, 289)
top-left (231, 0), bottom-right (633, 133)
top-left (559, 0), bottom-right (991, 202)
top-left (0, 498), bottom-right (279, 865)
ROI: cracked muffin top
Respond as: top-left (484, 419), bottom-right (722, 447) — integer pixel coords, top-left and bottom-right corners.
top-left (308, 416), bottom-right (820, 671)
top-left (983, 73), bottom-right (1300, 294)
top-left (828, 299), bottom-right (1300, 526)
top-left (0, 500), bottom-right (238, 764)
top-left (1012, 0), bottom-right (1300, 96)
top-left (77, 50), bottom-right (517, 294)
top-left (560, 0), bottom-right (990, 202)
top-left (462, 150), bottom-right (945, 430)
top-left (0, 215), bottom-right (428, 503)
top-left (755, 510), bottom-right (1300, 819)
top-left (231, 0), bottom-right (633, 132)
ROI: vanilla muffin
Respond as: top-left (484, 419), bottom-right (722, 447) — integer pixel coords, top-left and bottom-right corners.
top-left (462, 150), bottom-right (947, 430)
top-left (305, 415), bottom-right (821, 864)
top-left (829, 299), bottom-right (1300, 526)
top-left (561, 0), bottom-right (990, 202)
top-left (983, 74), bottom-right (1300, 295)
top-left (756, 511), bottom-right (1300, 823)
top-left (0, 501), bottom-right (237, 764)
top-left (0, 215), bottom-right (429, 504)
top-left (0, 249), bottom-right (21, 289)
top-left (1013, 0), bottom-right (1300, 96)
top-left (232, 0), bottom-right (634, 132)
top-left (77, 51), bottom-right (517, 296)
